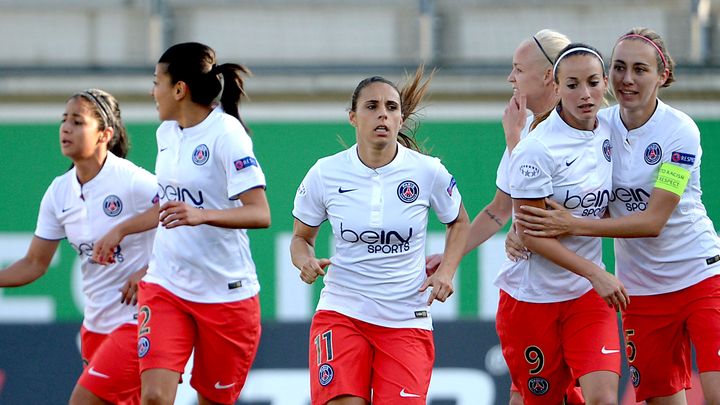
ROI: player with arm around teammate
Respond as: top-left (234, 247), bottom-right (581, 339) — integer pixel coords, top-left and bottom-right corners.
top-left (514, 28), bottom-right (720, 404)
top-left (497, 44), bottom-right (627, 405)
top-left (290, 68), bottom-right (470, 405)
top-left (138, 42), bottom-right (270, 405)
top-left (0, 89), bottom-right (158, 405)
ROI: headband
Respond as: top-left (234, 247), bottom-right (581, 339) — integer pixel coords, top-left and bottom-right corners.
top-left (80, 91), bottom-right (112, 129)
top-left (553, 47), bottom-right (605, 79)
top-left (532, 36), bottom-right (554, 65)
top-left (617, 34), bottom-right (668, 69)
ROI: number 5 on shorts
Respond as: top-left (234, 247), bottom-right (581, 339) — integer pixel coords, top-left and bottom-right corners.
top-left (314, 330), bottom-right (334, 365)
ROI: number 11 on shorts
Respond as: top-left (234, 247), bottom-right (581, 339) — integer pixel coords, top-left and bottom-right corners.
top-left (314, 330), bottom-right (334, 365)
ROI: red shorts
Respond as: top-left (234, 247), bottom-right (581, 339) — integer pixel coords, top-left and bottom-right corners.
top-left (137, 281), bottom-right (261, 404)
top-left (622, 275), bottom-right (720, 402)
top-left (510, 382), bottom-right (585, 404)
top-left (78, 323), bottom-right (140, 405)
top-left (496, 289), bottom-right (620, 404)
top-left (309, 310), bottom-right (434, 405)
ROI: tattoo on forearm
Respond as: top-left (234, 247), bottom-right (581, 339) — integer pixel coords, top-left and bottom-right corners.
top-left (484, 209), bottom-right (503, 227)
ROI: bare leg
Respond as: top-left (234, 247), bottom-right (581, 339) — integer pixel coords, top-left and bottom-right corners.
top-left (140, 368), bottom-right (181, 405)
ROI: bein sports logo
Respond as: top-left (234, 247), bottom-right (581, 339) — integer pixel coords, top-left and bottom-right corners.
top-left (340, 222), bottom-right (413, 254)
top-left (70, 242), bottom-right (124, 263)
top-left (158, 184), bottom-right (205, 207)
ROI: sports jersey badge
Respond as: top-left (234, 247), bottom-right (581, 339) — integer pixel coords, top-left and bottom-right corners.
top-left (318, 363), bottom-right (334, 386)
top-left (671, 151), bottom-right (695, 166)
top-left (446, 177), bottom-right (457, 196)
top-left (138, 336), bottom-right (150, 358)
top-left (397, 180), bottom-right (419, 203)
top-left (629, 365), bottom-right (640, 387)
top-left (519, 164), bottom-right (540, 178)
top-left (103, 195), bottom-right (123, 217)
top-left (192, 144), bottom-right (210, 165)
top-left (234, 156), bottom-right (258, 170)
top-left (602, 139), bottom-right (612, 162)
top-left (644, 143), bottom-right (662, 165)
top-left (527, 377), bottom-right (549, 395)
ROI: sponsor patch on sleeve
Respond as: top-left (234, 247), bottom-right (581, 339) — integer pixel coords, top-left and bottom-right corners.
top-left (446, 177), bottom-right (457, 196)
top-left (670, 151), bottom-right (696, 166)
top-left (654, 162), bottom-right (690, 196)
top-left (234, 156), bottom-right (258, 171)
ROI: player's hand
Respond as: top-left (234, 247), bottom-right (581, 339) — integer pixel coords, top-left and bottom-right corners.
top-left (92, 228), bottom-right (123, 265)
top-left (515, 198), bottom-right (573, 237)
top-left (119, 267), bottom-right (147, 305)
top-left (505, 225), bottom-right (530, 262)
top-left (419, 269), bottom-right (454, 305)
top-left (587, 269), bottom-right (629, 312)
top-left (298, 257), bottom-right (331, 285)
top-left (159, 201), bottom-right (206, 228)
top-left (425, 253), bottom-right (443, 277)
top-left (502, 94), bottom-right (527, 151)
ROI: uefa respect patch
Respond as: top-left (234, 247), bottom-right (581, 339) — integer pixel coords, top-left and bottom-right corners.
top-left (234, 156), bottom-right (258, 171)
top-left (671, 151), bottom-right (695, 166)
top-left (446, 177), bottom-right (457, 196)
top-left (192, 144), bottom-right (210, 165)
top-left (103, 195), bottom-right (123, 217)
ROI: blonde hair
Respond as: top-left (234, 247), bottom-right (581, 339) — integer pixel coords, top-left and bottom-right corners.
top-left (532, 29), bottom-right (572, 65)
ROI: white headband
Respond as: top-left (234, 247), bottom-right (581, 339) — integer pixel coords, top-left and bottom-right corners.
top-left (552, 47), bottom-right (605, 79)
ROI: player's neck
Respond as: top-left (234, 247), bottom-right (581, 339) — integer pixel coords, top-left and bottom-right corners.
top-left (357, 142), bottom-right (398, 169)
top-left (74, 153), bottom-right (107, 185)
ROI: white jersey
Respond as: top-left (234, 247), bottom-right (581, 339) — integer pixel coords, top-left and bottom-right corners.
top-left (496, 114), bottom-right (534, 194)
top-left (602, 101), bottom-right (720, 295)
top-left (146, 107), bottom-right (265, 303)
top-left (293, 144), bottom-right (462, 330)
top-left (35, 152), bottom-right (157, 333)
top-left (495, 108), bottom-right (613, 303)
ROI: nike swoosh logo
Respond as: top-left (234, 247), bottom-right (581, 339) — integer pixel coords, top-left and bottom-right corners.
top-left (565, 157), bottom-right (579, 166)
top-left (159, 147), bottom-right (168, 152)
top-left (400, 388), bottom-right (421, 398)
top-left (338, 187), bottom-right (357, 194)
top-left (62, 207), bottom-right (72, 213)
top-left (214, 381), bottom-right (235, 389)
top-left (88, 367), bottom-right (110, 379)
top-left (601, 346), bottom-right (620, 354)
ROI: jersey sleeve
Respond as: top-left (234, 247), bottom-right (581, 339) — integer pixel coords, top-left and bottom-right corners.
top-left (662, 122), bottom-right (701, 171)
top-left (495, 148), bottom-right (511, 194)
top-left (34, 182), bottom-right (65, 240)
top-left (292, 163), bottom-right (327, 227)
top-left (130, 167), bottom-right (159, 211)
top-left (216, 126), bottom-right (267, 200)
top-left (429, 161), bottom-right (463, 224)
top-left (508, 138), bottom-right (555, 199)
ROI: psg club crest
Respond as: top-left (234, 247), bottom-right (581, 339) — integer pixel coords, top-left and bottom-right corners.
top-left (602, 139), bottom-right (612, 162)
top-left (629, 365), bottom-right (640, 387)
top-left (527, 377), bottom-right (550, 395)
top-left (103, 195), bottom-right (123, 217)
top-left (138, 336), bottom-right (150, 358)
top-left (644, 142), bottom-right (662, 165)
top-left (192, 144), bottom-right (210, 165)
top-left (318, 363), bottom-right (334, 386)
top-left (397, 180), bottom-right (419, 203)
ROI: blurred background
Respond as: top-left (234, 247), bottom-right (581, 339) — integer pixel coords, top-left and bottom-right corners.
top-left (0, 0), bottom-right (719, 403)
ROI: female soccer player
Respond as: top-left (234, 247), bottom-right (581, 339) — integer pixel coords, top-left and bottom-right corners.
top-left (497, 43), bottom-right (626, 404)
top-left (290, 67), bottom-right (470, 405)
top-left (0, 89), bottom-right (157, 404)
top-left (138, 42), bottom-right (270, 405)
top-left (514, 28), bottom-right (720, 404)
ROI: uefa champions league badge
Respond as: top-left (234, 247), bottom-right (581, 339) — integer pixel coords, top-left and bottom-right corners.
top-left (644, 142), bottom-right (662, 165)
top-left (138, 336), bottom-right (150, 358)
top-left (603, 139), bottom-right (612, 162)
top-left (527, 377), bottom-right (549, 395)
top-left (103, 195), bottom-right (123, 217)
top-left (318, 363), bottom-right (334, 386)
top-left (192, 144), bottom-right (210, 165)
top-left (397, 180), bottom-right (419, 203)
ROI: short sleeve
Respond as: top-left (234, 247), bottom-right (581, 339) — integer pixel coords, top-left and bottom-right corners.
top-left (131, 168), bottom-right (159, 210)
top-left (216, 126), bottom-right (266, 199)
top-left (495, 148), bottom-right (511, 194)
top-left (429, 161), bottom-right (463, 224)
top-left (662, 122), bottom-right (701, 171)
top-left (509, 138), bottom-right (555, 199)
top-left (34, 183), bottom-right (65, 240)
top-left (292, 163), bottom-right (327, 227)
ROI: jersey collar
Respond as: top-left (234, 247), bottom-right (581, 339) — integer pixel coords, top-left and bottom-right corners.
top-left (70, 152), bottom-right (118, 199)
top-left (549, 107), bottom-right (597, 139)
top-left (349, 142), bottom-right (408, 175)
top-left (617, 99), bottom-right (667, 143)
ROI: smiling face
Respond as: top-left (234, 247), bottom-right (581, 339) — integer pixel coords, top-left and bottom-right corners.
top-left (507, 40), bottom-right (552, 113)
top-left (554, 53), bottom-right (607, 130)
top-left (349, 81), bottom-right (403, 151)
top-left (610, 39), bottom-right (668, 116)
top-left (59, 97), bottom-right (109, 162)
top-left (151, 63), bottom-right (179, 122)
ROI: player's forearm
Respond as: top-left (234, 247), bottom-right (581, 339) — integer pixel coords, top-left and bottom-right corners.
top-left (520, 234), bottom-right (603, 279)
top-left (464, 204), bottom-right (511, 255)
top-left (202, 204), bottom-right (271, 229)
top-left (290, 235), bottom-right (317, 270)
top-left (0, 258), bottom-right (49, 287)
top-left (437, 206), bottom-right (470, 277)
top-left (116, 205), bottom-right (160, 238)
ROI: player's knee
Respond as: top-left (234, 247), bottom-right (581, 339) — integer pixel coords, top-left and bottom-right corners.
top-left (582, 391), bottom-right (617, 405)
top-left (141, 387), bottom-right (173, 405)
top-left (508, 390), bottom-right (523, 405)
